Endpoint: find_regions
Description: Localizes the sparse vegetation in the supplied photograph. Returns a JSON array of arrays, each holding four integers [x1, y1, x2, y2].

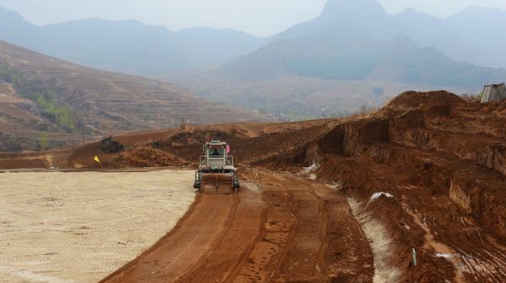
[[0, 132, 38, 152], [38, 133, 49, 151], [1, 41, 261, 152], [1, 62, 76, 131], [36, 95, 75, 130], [0, 63, 23, 85]]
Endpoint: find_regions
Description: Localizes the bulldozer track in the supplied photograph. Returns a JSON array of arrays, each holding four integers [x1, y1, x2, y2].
[[101, 193, 238, 283], [174, 192, 243, 282], [222, 202, 269, 283]]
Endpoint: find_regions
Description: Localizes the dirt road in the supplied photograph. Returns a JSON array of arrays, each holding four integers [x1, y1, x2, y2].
[[102, 170, 374, 282]]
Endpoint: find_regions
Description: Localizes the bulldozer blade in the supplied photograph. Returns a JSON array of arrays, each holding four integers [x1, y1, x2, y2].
[[201, 173, 234, 194]]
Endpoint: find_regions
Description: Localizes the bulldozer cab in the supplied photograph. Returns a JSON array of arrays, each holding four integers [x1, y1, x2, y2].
[[194, 139, 239, 193], [200, 140, 233, 171], [207, 143, 226, 159], [209, 147, 224, 157]]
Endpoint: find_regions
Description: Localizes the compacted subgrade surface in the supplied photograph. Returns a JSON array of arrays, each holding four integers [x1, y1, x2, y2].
[[231, 170, 374, 282], [101, 193, 237, 283], [0, 170, 195, 283], [175, 187, 265, 283], [102, 170, 373, 282]]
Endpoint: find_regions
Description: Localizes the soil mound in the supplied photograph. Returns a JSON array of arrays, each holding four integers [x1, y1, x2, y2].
[[115, 147, 186, 168], [385, 90, 465, 111], [100, 137, 125, 154]]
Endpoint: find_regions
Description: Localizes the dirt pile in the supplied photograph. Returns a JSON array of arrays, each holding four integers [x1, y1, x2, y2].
[[114, 147, 187, 168], [100, 137, 125, 154], [140, 121, 333, 168]]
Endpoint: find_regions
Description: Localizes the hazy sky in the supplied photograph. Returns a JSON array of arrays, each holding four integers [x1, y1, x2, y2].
[[1, 0, 505, 36]]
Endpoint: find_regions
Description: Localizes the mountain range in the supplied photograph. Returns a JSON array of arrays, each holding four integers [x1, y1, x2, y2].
[[1, 0, 506, 131], [394, 6, 506, 69], [221, 0, 506, 88], [175, 0, 506, 119], [0, 6, 265, 75], [2, 0, 506, 78], [0, 41, 262, 151]]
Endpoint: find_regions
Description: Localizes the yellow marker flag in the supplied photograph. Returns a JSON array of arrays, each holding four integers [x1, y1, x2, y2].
[[94, 155, 101, 164]]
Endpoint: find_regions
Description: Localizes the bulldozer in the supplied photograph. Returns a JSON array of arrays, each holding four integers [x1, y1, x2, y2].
[[193, 139, 240, 193]]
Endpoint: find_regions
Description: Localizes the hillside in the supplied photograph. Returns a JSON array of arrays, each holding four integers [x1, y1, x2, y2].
[[172, 73, 433, 120], [221, 0, 506, 87], [0, 6, 266, 75], [0, 41, 264, 152], [2, 90, 505, 282]]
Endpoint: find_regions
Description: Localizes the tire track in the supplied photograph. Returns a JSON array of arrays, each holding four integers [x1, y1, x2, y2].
[[274, 190, 324, 281], [101, 171, 375, 282], [101, 194, 235, 283], [317, 198, 330, 281], [232, 190, 297, 282], [176, 189, 265, 283]]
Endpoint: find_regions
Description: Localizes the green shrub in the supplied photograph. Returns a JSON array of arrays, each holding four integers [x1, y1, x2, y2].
[[36, 95, 75, 130]]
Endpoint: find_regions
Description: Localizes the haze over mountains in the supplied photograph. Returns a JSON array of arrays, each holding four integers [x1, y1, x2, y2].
[[1, 0, 506, 132], [0, 6, 265, 75], [396, 6, 506, 69], [1, 0, 506, 76], [223, 0, 506, 87], [179, 0, 506, 118]]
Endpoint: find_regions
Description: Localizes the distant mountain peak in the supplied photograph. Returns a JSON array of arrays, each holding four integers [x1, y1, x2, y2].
[[321, 0, 386, 19], [0, 5, 30, 25], [399, 8, 426, 16], [450, 5, 506, 18]]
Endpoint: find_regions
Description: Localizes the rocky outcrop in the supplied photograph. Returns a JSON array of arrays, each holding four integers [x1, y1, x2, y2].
[[319, 119, 389, 156]]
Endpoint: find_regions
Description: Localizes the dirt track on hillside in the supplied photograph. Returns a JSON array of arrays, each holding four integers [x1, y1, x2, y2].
[[102, 170, 374, 282]]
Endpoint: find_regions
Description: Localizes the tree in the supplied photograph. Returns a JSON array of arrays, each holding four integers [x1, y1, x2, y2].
[[39, 133, 49, 151]]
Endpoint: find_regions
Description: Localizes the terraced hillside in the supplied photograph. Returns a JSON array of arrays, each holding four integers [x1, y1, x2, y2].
[[0, 41, 264, 151]]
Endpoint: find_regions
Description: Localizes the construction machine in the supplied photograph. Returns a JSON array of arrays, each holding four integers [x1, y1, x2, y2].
[[193, 139, 240, 193]]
